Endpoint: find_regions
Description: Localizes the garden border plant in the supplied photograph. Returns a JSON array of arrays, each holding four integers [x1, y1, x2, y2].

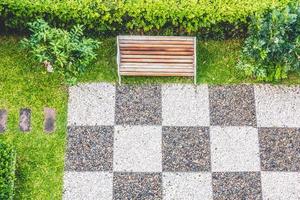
[[21, 19, 100, 85], [237, 3, 300, 81], [0, 0, 295, 38], [0, 140, 16, 200]]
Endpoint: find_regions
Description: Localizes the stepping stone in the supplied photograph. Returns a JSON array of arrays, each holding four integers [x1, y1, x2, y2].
[[44, 108, 56, 133], [19, 108, 31, 132], [0, 109, 7, 133]]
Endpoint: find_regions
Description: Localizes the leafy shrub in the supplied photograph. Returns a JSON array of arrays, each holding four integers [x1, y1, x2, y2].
[[21, 19, 100, 84], [0, 0, 294, 38], [0, 140, 16, 200], [237, 3, 300, 81]]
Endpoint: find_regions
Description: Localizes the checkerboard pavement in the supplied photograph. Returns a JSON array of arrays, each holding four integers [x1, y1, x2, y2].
[[64, 83, 300, 200]]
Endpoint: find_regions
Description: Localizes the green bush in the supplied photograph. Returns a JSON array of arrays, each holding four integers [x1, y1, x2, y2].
[[0, 140, 16, 200], [21, 19, 100, 85], [0, 0, 294, 38], [237, 3, 300, 81]]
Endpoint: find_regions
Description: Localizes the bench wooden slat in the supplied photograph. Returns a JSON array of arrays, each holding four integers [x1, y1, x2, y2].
[[121, 63, 193, 67], [120, 47, 194, 52], [120, 44, 193, 48], [121, 51, 194, 55], [121, 59, 193, 63], [120, 66, 194, 70], [119, 35, 194, 41], [121, 55, 194, 59], [120, 40, 194, 45], [120, 68, 194, 73], [117, 35, 197, 83], [121, 72, 194, 76]]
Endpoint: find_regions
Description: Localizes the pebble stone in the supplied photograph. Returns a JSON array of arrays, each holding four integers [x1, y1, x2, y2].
[[162, 84, 210, 126], [115, 85, 162, 125], [68, 83, 115, 126], [66, 126, 113, 171], [212, 172, 262, 200], [259, 127, 300, 171], [0, 109, 7, 133], [162, 126, 210, 172], [44, 107, 55, 133], [113, 125, 162, 172], [163, 172, 212, 200], [19, 108, 31, 132], [63, 171, 113, 200], [209, 85, 257, 126], [113, 172, 162, 200], [210, 126, 260, 172], [261, 172, 300, 200], [255, 84, 300, 127]]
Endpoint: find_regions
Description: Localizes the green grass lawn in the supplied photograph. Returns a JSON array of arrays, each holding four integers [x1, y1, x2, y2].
[[0, 35, 299, 199], [0, 36, 68, 199]]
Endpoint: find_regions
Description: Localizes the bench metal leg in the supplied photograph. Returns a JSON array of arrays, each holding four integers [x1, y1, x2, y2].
[[118, 74, 122, 85]]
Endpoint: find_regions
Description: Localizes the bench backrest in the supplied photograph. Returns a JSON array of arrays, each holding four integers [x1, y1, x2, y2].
[[117, 36, 197, 83]]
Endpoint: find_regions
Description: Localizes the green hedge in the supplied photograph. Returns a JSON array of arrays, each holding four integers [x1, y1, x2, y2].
[[0, 0, 294, 38], [0, 140, 16, 200]]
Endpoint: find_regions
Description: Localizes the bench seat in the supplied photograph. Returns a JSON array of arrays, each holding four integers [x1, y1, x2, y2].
[[117, 36, 197, 84]]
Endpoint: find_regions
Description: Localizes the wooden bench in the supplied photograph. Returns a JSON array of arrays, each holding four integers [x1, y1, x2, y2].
[[117, 36, 197, 84]]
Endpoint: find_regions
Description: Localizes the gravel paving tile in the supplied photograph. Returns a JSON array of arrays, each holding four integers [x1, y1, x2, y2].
[[163, 172, 212, 200], [115, 85, 162, 125], [209, 85, 256, 126], [68, 83, 115, 126], [113, 172, 162, 200], [162, 84, 209, 126], [0, 109, 7, 133], [261, 172, 300, 200], [162, 126, 210, 172], [212, 172, 262, 200], [114, 125, 162, 172], [259, 128, 300, 171], [66, 126, 113, 171], [19, 108, 31, 132], [63, 171, 113, 200], [211, 126, 260, 172], [255, 85, 300, 127], [44, 107, 55, 133]]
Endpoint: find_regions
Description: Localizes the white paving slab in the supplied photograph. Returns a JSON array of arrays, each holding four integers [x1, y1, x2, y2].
[[63, 171, 113, 200], [255, 85, 300, 127], [68, 83, 115, 126], [162, 84, 210, 126], [114, 125, 162, 172], [261, 172, 300, 200], [210, 126, 260, 172], [163, 172, 212, 200]]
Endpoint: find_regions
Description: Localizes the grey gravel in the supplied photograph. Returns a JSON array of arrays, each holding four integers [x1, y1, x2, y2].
[[209, 85, 257, 126], [19, 108, 31, 132], [65, 126, 113, 171], [0, 109, 7, 133], [162, 126, 210, 172], [115, 85, 162, 125], [212, 172, 262, 200], [44, 107, 55, 133], [259, 128, 300, 171], [113, 172, 162, 200]]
